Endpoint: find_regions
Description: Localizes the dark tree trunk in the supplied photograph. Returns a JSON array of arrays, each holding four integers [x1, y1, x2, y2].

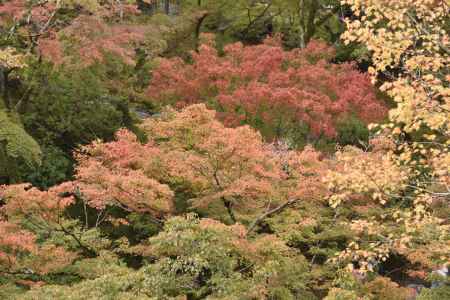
[[195, 13, 209, 51], [0, 67, 11, 110], [164, 0, 170, 14]]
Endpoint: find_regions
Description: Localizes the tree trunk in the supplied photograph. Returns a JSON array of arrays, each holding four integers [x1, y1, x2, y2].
[[304, 1, 319, 46], [0, 67, 11, 110], [164, 0, 170, 14], [195, 13, 209, 51], [223, 198, 237, 224]]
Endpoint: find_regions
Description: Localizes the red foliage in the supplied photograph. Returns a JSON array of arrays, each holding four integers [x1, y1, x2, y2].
[[0, 184, 78, 274], [0, 104, 330, 275], [0, 183, 74, 223], [39, 15, 155, 65], [0, 221, 36, 268], [38, 35, 64, 65], [147, 36, 387, 138], [1, 1, 148, 65], [0, 0, 56, 25], [0, 0, 26, 21]]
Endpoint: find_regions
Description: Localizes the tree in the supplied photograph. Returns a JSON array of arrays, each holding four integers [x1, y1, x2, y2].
[[181, 0, 343, 48], [0, 104, 328, 287], [37, 14, 167, 66], [79, 104, 325, 223], [2, 254, 148, 299], [21, 62, 133, 150], [147, 36, 387, 147], [0, 183, 79, 276], [322, 0, 450, 287], [271, 0, 343, 49]]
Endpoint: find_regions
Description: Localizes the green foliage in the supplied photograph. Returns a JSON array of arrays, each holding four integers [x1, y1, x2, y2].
[[21, 145, 73, 189], [143, 215, 244, 298], [18, 268, 148, 300], [272, 0, 342, 48], [267, 202, 353, 295], [0, 110, 41, 183], [21, 62, 131, 150], [143, 214, 313, 299], [2, 58, 138, 185], [336, 115, 370, 146], [0, 284, 24, 299], [182, 0, 344, 49], [417, 285, 450, 300], [324, 288, 360, 300]]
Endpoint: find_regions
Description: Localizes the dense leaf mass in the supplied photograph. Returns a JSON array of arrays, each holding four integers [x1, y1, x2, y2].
[[148, 36, 387, 142]]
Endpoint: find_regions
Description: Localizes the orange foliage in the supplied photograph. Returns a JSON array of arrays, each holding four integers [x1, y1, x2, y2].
[[1, 183, 74, 223], [140, 104, 328, 215]]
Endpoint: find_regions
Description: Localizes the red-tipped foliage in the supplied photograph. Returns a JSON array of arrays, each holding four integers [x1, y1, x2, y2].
[[147, 36, 387, 139]]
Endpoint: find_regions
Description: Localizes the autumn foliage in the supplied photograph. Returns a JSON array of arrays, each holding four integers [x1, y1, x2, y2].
[[0, 184, 78, 275], [39, 15, 161, 66], [147, 35, 387, 141], [0, 1, 449, 299], [0, 104, 328, 279]]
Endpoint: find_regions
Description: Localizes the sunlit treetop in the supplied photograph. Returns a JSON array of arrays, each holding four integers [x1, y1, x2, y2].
[[342, 0, 450, 136]]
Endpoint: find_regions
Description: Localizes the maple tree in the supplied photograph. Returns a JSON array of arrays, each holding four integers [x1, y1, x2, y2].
[[0, 104, 328, 288], [321, 0, 450, 296], [0, 0, 166, 184], [0, 183, 80, 275], [37, 14, 168, 66], [147, 35, 387, 146], [77, 104, 326, 223], [0, 0, 184, 66]]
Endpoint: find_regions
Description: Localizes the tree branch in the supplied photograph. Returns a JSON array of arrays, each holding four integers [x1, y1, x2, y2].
[[247, 198, 299, 235], [56, 224, 97, 258], [241, 2, 272, 37], [405, 11, 450, 55], [314, 5, 340, 28], [212, 169, 237, 223]]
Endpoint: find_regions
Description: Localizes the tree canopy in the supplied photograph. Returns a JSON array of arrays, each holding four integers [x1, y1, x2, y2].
[[0, 0, 448, 299]]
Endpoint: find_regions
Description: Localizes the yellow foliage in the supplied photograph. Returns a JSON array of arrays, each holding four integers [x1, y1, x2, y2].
[[324, 142, 409, 208], [330, 0, 450, 275], [342, 0, 449, 136], [0, 47, 27, 69]]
